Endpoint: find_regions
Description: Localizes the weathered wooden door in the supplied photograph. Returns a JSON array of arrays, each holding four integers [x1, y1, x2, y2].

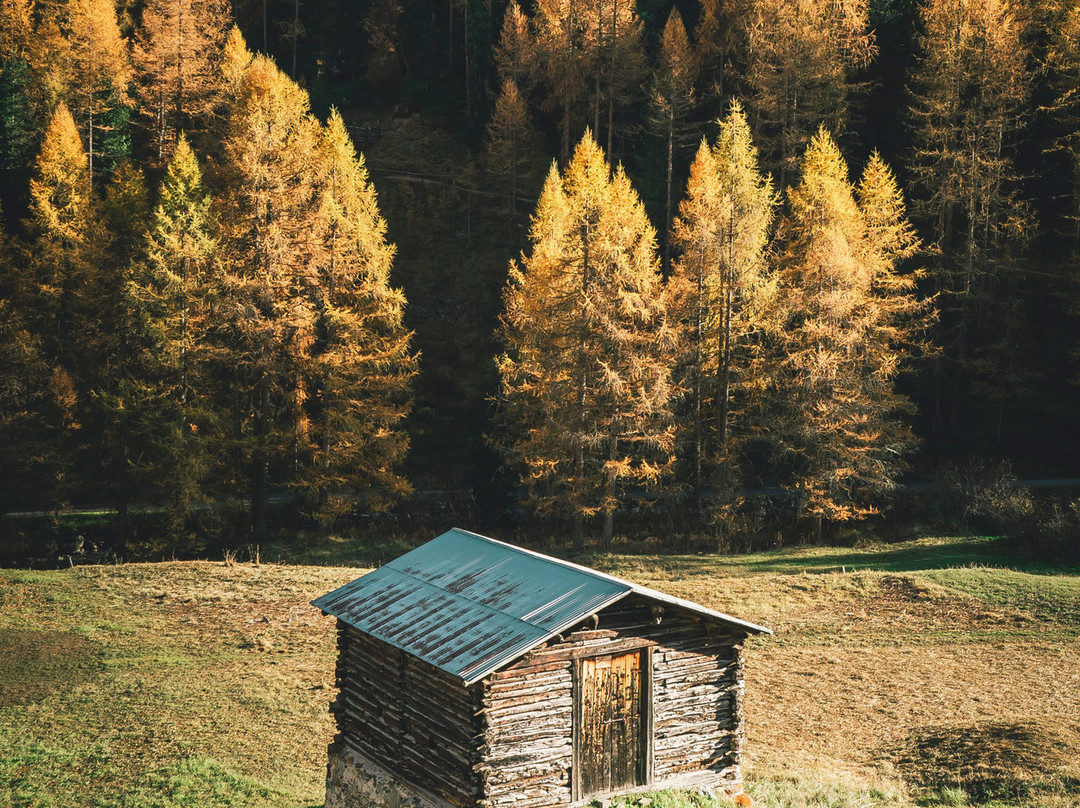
[[576, 650, 648, 798]]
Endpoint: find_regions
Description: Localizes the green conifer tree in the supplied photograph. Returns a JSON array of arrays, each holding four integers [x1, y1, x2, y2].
[[0, 201, 71, 515], [137, 134, 218, 541]]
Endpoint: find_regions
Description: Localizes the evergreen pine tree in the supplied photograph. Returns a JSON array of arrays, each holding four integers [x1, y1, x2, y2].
[[0, 201, 72, 515], [75, 162, 152, 520]]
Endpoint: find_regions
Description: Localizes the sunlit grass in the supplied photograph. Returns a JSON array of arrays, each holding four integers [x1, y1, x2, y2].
[[1, 535, 1078, 807]]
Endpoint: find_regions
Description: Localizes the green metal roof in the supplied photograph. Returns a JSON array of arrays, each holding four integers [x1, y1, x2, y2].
[[312, 528, 770, 685]]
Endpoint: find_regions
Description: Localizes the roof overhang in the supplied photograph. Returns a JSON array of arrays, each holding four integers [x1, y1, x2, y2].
[[313, 528, 771, 685]]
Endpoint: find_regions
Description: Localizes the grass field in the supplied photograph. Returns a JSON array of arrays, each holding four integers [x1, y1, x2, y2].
[[1, 535, 1078, 807]]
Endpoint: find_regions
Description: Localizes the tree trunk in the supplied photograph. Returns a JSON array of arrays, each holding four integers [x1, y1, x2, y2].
[[601, 436, 617, 549], [663, 115, 673, 274], [252, 387, 270, 541], [693, 252, 704, 510], [291, 0, 300, 77], [573, 220, 592, 553], [562, 100, 571, 167], [718, 276, 733, 453]]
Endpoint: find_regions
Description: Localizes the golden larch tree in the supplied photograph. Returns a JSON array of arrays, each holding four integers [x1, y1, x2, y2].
[[649, 7, 699, 272], [132, 0, 232, 165], [304, 109, 418, 522], [670, 100, 776, 508], [62, 0, 133, 176], [744, 0, 875, 188], [486, 78, 543, 241], [693, 0, 749, 107], [774, 129, 928, 536], [214, 39, 321, 538], [495, 131, 676, 549], [908, 0, 1032, 437]]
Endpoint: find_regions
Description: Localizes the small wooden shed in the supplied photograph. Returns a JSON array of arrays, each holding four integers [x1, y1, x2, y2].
[[313, 528, 771, 808]]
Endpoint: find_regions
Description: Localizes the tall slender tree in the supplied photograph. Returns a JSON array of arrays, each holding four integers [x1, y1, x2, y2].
[[588, 0, 645, 157], [495, 131, 676, 549], [693, 0, 748, 108], [0, 201, 72, 515], [0, 0, 36, 172], [74, 161, 152, 519], [137, 134, 218, 538], [303, 110, 418, 521], [486, 78, 542, 241], [908, 0, 1031, 439], [774, 128, 927, 534], [533, 0, 593, 165], [744, 0, 875, 187], [132, 0, 232, 166], [63, 0, 134, 177], [649, 8, 699, 272], [670, 101, 776, 508], [493, 0, 534, 90], [214, 44, 321, 538], [26, 103, 95, 363], [21, 104, 97, 506]]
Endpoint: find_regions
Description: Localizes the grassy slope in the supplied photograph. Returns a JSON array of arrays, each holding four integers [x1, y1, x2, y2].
[[1, 536, 1078, 807]]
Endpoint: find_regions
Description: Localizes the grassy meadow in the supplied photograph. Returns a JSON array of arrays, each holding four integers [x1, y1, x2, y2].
[[1, 535, 1078, 808]]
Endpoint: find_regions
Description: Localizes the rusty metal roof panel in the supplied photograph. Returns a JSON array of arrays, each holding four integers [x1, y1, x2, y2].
[[312, 527, 770, 685]]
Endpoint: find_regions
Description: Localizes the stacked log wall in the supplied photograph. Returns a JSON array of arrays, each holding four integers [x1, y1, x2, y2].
[[478, 596, 744, 808], [332, 621, 483, 808], [479, 654, 575, 808], [600, 599, 743, 786]]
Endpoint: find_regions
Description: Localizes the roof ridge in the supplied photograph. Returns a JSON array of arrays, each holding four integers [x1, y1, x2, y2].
[[451, 528, 772, 636]]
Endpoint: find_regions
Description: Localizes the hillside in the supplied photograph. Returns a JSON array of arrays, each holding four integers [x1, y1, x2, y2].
[[2, 536, 1078, 807]]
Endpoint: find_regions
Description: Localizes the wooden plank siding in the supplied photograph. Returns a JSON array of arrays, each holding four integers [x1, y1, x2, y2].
[[478, 596, 744, 808], [332, 621, 484, 808]]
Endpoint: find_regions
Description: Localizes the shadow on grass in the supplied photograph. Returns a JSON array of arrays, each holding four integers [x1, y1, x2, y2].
[[596, 535, 1080, 580], [729, 537, 1024, 575]]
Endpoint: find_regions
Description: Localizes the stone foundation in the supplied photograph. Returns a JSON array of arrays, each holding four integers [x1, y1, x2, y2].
[[325, 744, 459, 808], [324, 742, 742, 808]]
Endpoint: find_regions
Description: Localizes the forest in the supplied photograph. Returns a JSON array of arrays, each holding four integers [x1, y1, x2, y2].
[[1, 0, 1080, 558]]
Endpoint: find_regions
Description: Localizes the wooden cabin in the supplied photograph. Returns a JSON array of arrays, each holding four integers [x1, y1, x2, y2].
[[312, 528, 771, 808]]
